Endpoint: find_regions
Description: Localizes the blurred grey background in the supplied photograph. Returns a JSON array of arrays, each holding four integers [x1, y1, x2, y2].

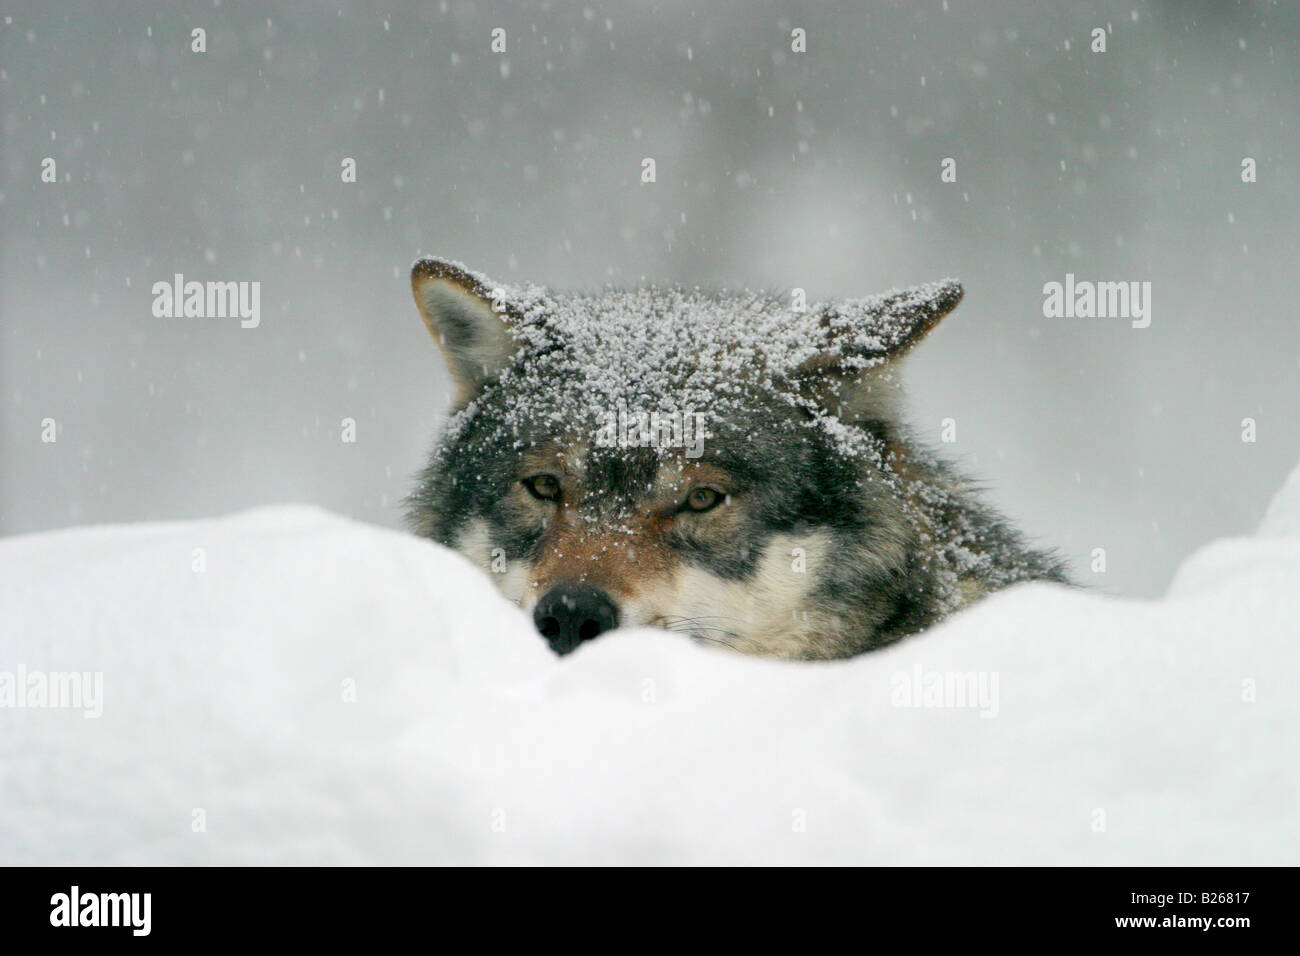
[[2, 0, 1297, 598]]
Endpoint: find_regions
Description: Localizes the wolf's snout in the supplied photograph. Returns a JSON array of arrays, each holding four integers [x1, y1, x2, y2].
[[533, 584, 619, 655]]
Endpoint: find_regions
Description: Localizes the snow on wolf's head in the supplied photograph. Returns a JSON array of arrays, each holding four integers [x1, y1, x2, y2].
[[406, 257, 1064, 660]]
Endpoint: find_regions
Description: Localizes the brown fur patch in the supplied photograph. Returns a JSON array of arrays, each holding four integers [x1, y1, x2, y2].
[[520, 450, 736, 606], [529, 510, 679, 605]]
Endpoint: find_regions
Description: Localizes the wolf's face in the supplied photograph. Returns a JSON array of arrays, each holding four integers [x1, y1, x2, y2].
[[407, 258, 1061, 659]]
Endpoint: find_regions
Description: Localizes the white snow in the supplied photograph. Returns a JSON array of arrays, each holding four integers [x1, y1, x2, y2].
[[2, 462, 1298, 865]]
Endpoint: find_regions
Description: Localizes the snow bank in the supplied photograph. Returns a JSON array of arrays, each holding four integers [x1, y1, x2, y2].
[[2, 463, 1298, 865]]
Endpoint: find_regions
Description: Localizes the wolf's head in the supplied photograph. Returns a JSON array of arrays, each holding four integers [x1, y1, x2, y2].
[[407, 258, 1061, 659]]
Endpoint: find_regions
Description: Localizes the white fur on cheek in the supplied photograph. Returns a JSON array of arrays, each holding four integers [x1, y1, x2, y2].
[[501, 562, 535, 608], [453, 518, 493, 569], [668, 531, 834, 657], [453, 518, 530, 607], [617, 597, 659, 629]]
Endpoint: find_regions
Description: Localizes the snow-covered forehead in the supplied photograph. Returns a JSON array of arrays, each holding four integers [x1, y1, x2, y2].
[[433, 271, 961, 467], [510, 287, 809, 410], [500, 279, 961, 414]]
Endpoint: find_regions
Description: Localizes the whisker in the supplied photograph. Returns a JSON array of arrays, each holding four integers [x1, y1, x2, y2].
[[656, 614, 760, 652]]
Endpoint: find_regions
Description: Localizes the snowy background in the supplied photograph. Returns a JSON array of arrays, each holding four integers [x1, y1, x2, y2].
[[2, 1, 1299, 868], [2, 1, 1298, 598]]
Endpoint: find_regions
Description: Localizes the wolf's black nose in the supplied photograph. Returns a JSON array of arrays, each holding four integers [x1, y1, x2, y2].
[[533, 584, 619, 655]]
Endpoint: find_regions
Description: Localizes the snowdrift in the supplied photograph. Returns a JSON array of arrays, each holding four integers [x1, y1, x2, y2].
[[2, 463, 1298, 865]]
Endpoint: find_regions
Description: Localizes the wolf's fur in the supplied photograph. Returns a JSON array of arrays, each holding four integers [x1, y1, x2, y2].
[[406, 257, 1067, 659]]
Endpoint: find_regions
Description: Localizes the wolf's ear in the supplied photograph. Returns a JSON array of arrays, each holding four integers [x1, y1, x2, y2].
[[795, 279, 963, 419], [808, 279, 963, 367], [411, 257, 521, 406]]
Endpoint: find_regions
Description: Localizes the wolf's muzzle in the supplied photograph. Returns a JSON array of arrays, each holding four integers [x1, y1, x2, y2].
[[533, 584, 619, 655]]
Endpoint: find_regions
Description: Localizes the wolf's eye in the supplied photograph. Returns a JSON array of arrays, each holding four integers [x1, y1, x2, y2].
[[523, 474, 561, 502], [683, 487, 723, 513]]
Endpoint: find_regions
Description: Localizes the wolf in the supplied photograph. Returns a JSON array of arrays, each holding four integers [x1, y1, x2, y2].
[[406, 257, 1067, 659]]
